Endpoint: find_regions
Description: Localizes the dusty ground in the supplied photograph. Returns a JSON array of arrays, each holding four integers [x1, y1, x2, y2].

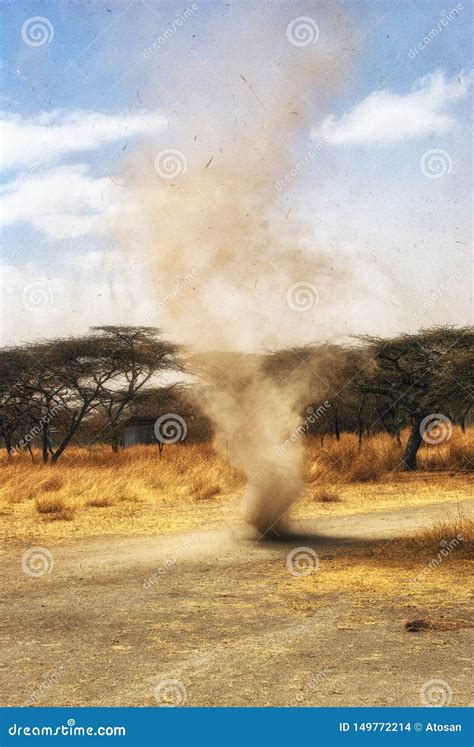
[[1, 497, 472, 707]]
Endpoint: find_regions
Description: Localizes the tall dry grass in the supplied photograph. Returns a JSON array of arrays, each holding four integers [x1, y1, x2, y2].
[[304, 428, 473, 484], [0, 428, 472, 536]]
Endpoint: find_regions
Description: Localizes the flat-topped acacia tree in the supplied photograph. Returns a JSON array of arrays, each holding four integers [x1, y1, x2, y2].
[[2, 326, 182, 463], [360, 326, 473, 470]]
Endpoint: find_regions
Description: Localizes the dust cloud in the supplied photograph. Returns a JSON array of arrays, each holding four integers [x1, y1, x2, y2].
[[126, 2, 354, 533]]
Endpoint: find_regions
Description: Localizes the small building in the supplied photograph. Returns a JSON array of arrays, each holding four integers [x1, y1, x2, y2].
[[123, 417, 157, 448], [122, 412, 213, 448]]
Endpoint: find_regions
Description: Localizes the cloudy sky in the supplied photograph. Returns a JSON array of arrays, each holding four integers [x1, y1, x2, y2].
[[0, 0, 472, 347]]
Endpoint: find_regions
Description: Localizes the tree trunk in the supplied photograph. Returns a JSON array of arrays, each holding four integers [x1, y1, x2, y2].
[[460, 405, 470, 433], [403, 416, 423, 471], [4, 435, 13, 459], [51, 411, 81, 463], [42, 422, 49, 464], [333, 408, 340, 442]]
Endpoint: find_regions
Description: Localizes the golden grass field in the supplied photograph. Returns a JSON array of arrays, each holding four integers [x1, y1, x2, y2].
[[1, 429, 472, 545]]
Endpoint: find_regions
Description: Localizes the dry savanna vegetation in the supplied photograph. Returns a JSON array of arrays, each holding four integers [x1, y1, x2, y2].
[[1, 428, 472, 543]]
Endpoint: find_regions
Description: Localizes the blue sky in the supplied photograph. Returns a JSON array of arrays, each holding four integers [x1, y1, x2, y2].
[[0, 0, 472, 347]]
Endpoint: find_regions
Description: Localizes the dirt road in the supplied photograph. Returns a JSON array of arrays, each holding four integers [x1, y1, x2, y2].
[[1, 499, 472, 707]]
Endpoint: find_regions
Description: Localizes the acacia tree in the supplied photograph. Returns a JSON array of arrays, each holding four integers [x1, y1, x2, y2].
[[361, 327, 473, 470], [2, 326, 182, 463]]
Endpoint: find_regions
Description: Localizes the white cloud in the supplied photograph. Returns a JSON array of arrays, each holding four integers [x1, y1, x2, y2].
[[313, 70, 470, 145], [0, 108, 167, 171], [0, 251, 159, 346], [1, 163, 134, 240]]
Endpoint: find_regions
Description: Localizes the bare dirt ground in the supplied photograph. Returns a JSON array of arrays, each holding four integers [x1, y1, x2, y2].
[[1, 497, 472, 708]]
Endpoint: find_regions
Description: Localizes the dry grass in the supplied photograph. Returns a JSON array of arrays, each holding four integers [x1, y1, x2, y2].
[[304, 428, 473, 484], [35, 495, 75, 521], [284, 515, 474, 615], [312, 488, 341, 503], [0, 429, 472, 542]]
